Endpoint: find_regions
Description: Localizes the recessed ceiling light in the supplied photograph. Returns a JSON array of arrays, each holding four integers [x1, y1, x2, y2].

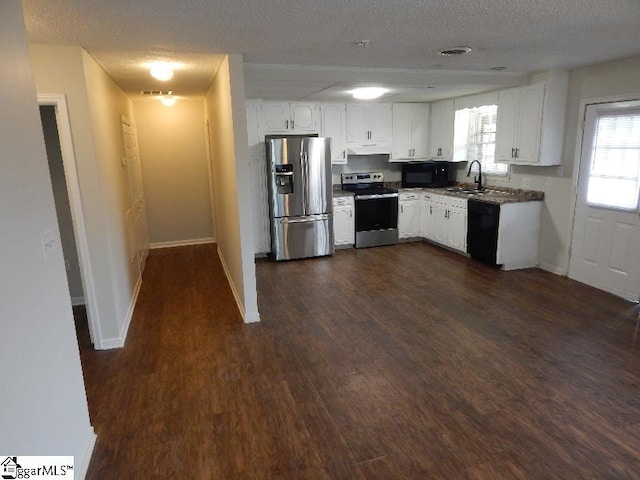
[[160, 95, 176, 107], [490, 66, 507, 71], [150, 62, 174, 81], [436, 46, 472, 56], [351, 87, 387, 100], [354, 40, 371, 47]]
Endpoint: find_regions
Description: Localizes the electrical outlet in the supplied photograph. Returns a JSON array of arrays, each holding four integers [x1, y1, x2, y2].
[[41, 230, 56, 260], [522, 176, 531, 188]]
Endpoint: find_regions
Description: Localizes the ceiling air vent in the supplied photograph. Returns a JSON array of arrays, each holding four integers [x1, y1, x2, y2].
[[141, 90, 173, 96], [436, 46, 472, 56]]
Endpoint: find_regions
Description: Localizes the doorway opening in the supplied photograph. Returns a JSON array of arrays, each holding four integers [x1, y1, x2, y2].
[[38, 95, 102, 347]]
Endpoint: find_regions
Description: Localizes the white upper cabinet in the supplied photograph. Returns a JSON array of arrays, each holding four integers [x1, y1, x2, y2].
[[495, 70, 568, 166], [346, 104, 392, 153], [429, 99, 455, 161], [262, 101, 320, 134], [321, 103, 347, 164], [391, 103, 430, 162]]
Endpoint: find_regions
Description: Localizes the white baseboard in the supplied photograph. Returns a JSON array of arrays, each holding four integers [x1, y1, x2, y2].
[[150, 237, 215, 249], [539, 262, 566, 276], [76, 427, 97, 480], [98, 273, 143, 350], [71, 296, 86, 306], [217, 246, 249, 322]]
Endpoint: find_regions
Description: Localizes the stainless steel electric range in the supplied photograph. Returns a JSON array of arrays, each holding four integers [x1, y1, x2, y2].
[[341, 172, 399, 248]]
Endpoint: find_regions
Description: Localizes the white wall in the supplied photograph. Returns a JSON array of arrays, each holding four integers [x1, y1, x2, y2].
[[30, 44, 141, 348], [205, 55, 260, 323], [0, 0, 95, 475], [134, 99, 214, 246], [40, 105, 84, 302]]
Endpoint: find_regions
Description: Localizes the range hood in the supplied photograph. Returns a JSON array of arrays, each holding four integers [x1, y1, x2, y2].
[[347, 142, 391, 156]]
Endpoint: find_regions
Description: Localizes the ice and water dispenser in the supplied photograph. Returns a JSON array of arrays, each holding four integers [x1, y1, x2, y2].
[[275, 164, 294, 194]]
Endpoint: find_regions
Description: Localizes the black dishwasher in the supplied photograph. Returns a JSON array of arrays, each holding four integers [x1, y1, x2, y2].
[[467, 199, 501, 266]]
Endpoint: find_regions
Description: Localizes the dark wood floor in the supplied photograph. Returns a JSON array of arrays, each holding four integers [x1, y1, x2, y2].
[[79, 242, 640, 479]]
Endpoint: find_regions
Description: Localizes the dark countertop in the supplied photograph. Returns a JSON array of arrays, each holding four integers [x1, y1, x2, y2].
[[332, 187, 355, 198], [392, 183, 544, 205]]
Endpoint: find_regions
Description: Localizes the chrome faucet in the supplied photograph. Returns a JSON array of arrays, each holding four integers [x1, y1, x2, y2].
[[467, 160, 483, 191]]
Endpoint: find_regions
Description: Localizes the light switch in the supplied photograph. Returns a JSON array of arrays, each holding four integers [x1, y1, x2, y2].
[[42, 230, 56, 260]]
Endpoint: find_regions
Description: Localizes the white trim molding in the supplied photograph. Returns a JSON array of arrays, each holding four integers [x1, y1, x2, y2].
[[76, 427, 97, 480], [100, 274, 143, 349], [150, 237, 215, 249], [217, 246, 250, 322]]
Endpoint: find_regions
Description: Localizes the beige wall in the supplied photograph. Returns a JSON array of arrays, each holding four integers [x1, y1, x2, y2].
[[0, 0, 94, 471], [205, 54, 259, 322], [30, 44, 140, 348], [81, 49, 140, 338], [134, 99, 214, 245]]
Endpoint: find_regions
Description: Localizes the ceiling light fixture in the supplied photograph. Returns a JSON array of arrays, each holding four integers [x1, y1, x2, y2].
[[160, 95, 176, 107], [351, 87, 387, 100], [436, 46, 472, 56], [354, 40, 371, 47], [490, 66, 507, 71], [150, 62, 174, 81]]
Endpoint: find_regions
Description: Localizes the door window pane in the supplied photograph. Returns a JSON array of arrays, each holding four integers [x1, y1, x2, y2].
[[586, 110, 640, 210]]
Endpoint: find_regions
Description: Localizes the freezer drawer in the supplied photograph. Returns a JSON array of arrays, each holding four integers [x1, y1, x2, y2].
[[271, 214, 334, 261]]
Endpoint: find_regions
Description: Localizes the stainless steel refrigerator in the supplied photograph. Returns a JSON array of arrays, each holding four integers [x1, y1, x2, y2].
[[265, 136, 334, 261]]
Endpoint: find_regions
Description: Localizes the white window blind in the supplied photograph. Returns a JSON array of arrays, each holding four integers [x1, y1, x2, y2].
[[587, 109, 640, 210], [454, 105, 507, 175]]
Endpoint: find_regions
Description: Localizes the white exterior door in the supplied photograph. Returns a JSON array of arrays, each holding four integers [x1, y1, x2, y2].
[[569, 100, 640, 301]]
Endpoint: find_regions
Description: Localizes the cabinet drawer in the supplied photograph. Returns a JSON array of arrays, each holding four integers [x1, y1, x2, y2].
[[447, 197, 468, 210], [333, 196, 354, 207], [399, 191, 421, 201]]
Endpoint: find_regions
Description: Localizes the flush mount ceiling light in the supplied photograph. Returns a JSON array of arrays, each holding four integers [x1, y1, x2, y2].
[[490, 66, 507, 71], [354, 40, 371, 47], [149, 62, 174, 81], [160, 95, 176, 107], [351, 87, 388, 100], [436, 46, 472, 56]]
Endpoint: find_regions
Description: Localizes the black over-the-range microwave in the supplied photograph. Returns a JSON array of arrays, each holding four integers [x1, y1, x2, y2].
[[401, 161, 450, 188]]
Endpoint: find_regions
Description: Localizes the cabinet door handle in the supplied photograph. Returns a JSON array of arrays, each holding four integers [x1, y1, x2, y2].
[[511, 147, 515, 158], [438, 147, 442, 156], [401, 205, 404, 213], [430, 206, 432, 214], [286, 120, 289, 129], [515, 147, 519, 159], [291, 120, 294, 129], [343, 150, 346, 159], [350, 210, 352, 218]]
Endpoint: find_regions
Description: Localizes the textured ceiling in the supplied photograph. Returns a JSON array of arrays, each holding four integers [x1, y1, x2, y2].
[[22, 0, 640, 101]]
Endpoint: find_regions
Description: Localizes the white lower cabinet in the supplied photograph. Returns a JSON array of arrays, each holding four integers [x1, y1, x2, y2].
[[420, 193, 436, 240], [333, 196, 355, 246], [249, 155, 271, 254], [398, 191, 422, 239], [427, 194, 468, 253]]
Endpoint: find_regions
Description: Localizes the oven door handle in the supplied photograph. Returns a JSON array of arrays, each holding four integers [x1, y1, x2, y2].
[[356, 193, 399, 200]]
